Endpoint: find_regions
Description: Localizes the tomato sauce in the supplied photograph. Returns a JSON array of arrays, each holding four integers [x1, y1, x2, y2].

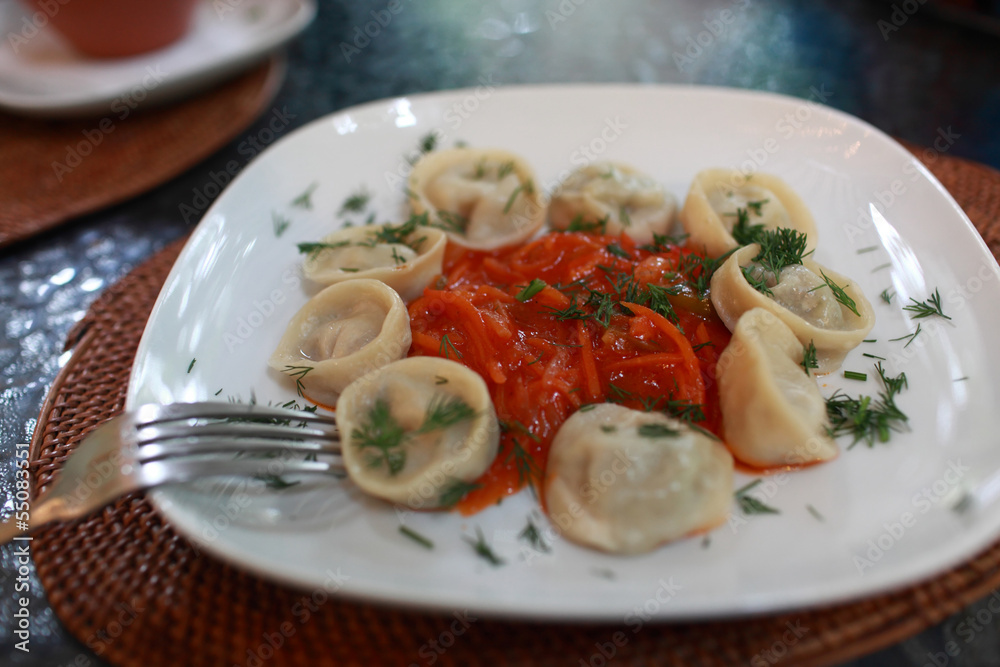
[[407, 231, 732, 514]]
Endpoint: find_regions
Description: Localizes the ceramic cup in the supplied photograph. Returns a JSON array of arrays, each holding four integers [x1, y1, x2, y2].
[[23, 0, 200, 58]]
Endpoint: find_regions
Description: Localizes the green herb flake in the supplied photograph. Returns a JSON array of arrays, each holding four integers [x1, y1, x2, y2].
[[807, 504, 825, 521], [735, 479, 780, 515], [187, 358, 196, 374], [880, 288, 894, 304], [417, 395, 477, 434], [352, 398, 408, 475], [637, 423, 679, 439], [519, 518, 551, 553], [843, 370, 868, 381], [281, 365, 313, 397], [439, 480, 481, 507], [903, 288, 951, 320], [516, 278, 548, 303], [439, 333, 463, 360], [801, 341, 819, 376], [399, 525, 434, 550], [292, 182, 318, 210], [272, 211, 291, 238], [464, 526, 504, 567]]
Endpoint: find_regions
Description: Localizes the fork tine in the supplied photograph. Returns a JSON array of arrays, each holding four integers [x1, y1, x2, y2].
[[137, 437, 340, 462], [138, 457, 343, 487], [136, 421, 339, 446], [133, 402, 338, 427]]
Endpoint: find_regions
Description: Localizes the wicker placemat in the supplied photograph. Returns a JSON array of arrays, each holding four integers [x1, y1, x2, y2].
[[0, 57, 284, 250], [27, 147, 1000, 667]]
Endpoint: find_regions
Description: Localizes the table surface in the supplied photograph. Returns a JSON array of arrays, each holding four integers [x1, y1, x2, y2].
[[2, 0, 999, 665]]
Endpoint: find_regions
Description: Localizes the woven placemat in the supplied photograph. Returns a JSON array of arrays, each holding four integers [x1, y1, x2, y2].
[[27, 146, 1000, 667], [0, 57, 284, 250]]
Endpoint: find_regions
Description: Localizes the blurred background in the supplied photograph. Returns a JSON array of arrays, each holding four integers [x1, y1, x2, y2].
[[1, 0, 999, 665]]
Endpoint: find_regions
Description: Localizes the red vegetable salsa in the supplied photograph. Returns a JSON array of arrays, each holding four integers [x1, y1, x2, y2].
[[407, 231, 732, 515]]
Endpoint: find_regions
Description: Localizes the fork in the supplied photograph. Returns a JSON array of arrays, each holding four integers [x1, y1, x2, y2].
[[0, 402, 341, 546]]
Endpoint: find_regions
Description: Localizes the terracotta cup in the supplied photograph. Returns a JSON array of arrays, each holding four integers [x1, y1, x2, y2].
[[24, 0, 200, 58]]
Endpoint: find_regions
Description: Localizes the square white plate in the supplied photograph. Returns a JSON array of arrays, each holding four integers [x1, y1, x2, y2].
[[128, 84, 1000, 621]]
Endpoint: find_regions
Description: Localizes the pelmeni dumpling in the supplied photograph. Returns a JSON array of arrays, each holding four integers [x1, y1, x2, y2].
[[548, 162, 677, 243], [268, 279, 411, 406], [337, 356, 499, 509], [544, 404, 733, 554], [301, 221, 446, 302], [710, 244, 875, 373], [408, 148, 545, 250], [717, 308, 837, 468], [680, 169, 818, 258]]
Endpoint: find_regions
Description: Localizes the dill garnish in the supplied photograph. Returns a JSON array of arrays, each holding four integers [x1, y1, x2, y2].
[[281, 365, 313, 397], [516, 278, 547, 303], [297, 240, 351, 257], [272, 211, 291, 237], [751, 227, 811, 276], [416, 395, 476, 433], [464, 526, 504, 566], [637, 423, 679, 439], [880, 288, 894, 304], [352, 398, 407, 475], [439, 333, 463, 359], [735, 479, 780, 515], [292, 182, 318, 210], [889, 324, 922, 347], [519, 518, 551, 553], [903, 288, 951, 320], [801, 341, 818, 375], [811, 270, 860, 316], [399, 525, 434, 549], [439, 479, 481, 507], [825, 362, 908, 448]]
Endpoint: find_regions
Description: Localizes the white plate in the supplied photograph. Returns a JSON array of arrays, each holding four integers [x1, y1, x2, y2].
[[0, 0, 314, 117], [128, 84, 1000, 621]]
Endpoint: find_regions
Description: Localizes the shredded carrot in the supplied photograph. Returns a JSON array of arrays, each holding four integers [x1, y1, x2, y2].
[[407, 231, 732, 514]]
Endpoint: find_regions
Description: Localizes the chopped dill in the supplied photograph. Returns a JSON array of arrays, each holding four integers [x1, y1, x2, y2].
[[439, 479, 481, 507], [903, 288, 951, 320], [281, 365, 313, 397], [801, 340, 818, 375], [811, 270, 860, 316], [464, 526, 504, 566], [292, 182, 318, 210], [439, 333, 463, 359], [272, 211, 291, 237], [399, 525, 434, 549], [519, 518, 551, 553], [352, 398, 407, 475], [417, 395, 477, 433], [516, 278, 547, 303], [825, 362, 908, 448], [735, 479, 780, 515], [637, 423, 679, 439], [889, 324, 922, 347], [880, 288, 894, 304]]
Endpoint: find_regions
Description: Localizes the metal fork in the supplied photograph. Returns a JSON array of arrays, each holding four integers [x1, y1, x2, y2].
[[0, 402, 341, 546]]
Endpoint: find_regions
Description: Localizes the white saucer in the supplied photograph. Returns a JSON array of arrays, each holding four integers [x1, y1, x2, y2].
[[0, 0, 315, 117]]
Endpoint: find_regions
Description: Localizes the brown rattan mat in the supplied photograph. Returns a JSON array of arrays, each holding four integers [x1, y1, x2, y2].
[[0, 57, 284, 250], [27, 146, 1000, 667]]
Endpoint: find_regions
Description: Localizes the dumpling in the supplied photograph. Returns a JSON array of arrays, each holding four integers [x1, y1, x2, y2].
[[268, 279, 411, 406], [337, 356, 500, 509], [301, 220, 446, 302], [710, 244, 875, 373], [543, 403, 733, 554], [680, 169, 818, 258], [716, 308, 837, 467], [548, 162, 677, 243], [408, 147, 546, 250]]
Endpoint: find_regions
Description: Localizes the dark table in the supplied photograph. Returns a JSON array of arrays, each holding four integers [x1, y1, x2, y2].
[[2, 0, 999, 664]]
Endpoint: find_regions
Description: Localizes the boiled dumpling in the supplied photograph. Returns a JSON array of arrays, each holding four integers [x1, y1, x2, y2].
[[680, 169, 818, 258], [710, 244, 875, 373], [408, 147, 545, 250], [716, 308, 837, 467], [301, 220, 446, 302], [544, 403, 733, 554], [268, 279, 411, 406], [337, 356, 500, 509], [548, 162, 677, 242]]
